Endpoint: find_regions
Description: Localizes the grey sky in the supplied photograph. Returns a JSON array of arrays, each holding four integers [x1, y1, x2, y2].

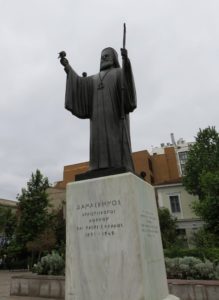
[[1, 0, 219, 200]]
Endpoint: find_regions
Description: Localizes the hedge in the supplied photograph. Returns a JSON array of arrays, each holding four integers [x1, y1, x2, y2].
[[164, 248, 219, 263]]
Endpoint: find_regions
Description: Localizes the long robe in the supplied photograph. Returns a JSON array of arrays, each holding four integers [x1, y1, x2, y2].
[[65, 57, 137, 172]]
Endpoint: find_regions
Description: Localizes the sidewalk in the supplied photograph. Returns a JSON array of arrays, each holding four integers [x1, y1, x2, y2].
[[0, 270, 57, 300]]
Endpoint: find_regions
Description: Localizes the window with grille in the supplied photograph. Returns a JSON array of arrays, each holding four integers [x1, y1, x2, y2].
[[169, 195, 181, 213]]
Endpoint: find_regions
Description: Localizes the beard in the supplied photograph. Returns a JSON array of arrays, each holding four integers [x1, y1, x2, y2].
[[100, 60, 114, 71]]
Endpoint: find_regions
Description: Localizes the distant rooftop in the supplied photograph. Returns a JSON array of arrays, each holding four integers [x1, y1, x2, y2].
[[152, 133, 194, 155], [0, 198, 17, 208]]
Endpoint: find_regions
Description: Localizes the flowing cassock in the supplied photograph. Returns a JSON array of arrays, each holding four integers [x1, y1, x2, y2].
[[64, 57, 137, 172]]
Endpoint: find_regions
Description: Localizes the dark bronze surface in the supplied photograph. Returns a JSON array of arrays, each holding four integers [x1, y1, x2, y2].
[[59, 43, 137, 178], [75, 167, 132, 181]]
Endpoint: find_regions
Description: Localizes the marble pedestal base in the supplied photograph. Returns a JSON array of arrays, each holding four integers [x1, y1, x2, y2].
[[65, 173, 179, 300]]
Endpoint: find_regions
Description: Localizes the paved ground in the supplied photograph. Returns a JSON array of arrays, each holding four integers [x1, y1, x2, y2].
[[0, 270, 57, 300]]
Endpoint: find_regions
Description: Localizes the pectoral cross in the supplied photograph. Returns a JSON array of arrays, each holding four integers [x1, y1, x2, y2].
[[97, 82, 104, 90], [98, 70, 111, 90]]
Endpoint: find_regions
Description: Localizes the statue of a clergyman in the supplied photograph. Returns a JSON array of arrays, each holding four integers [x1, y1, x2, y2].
[[59, 28, 137, 177]]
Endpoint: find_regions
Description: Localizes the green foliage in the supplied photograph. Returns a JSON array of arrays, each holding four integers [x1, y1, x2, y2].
[[164, 247, 219, 263], [0, 207, 17, 269], [183, 126, 219, 242], [32, 251, 65, 275], [192, 172, 219, 239], [50, 208, 66, 255], [26, 228, 56, 254], [158, 207, 177, 249], [183, 126, 219, 198], [0, 170, 66, 270], [205, 248, 219, 263], [165, 256, 218, 280], [4, 257, 28, 270], [16, 169, 51, 249], [0, 206, 17, 240], [192, 228, 219, 248]]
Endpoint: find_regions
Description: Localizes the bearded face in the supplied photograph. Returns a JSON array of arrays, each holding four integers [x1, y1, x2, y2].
[[100, 48, 114, 71]]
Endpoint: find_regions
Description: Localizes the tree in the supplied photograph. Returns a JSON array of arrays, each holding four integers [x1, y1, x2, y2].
[[16, 170, 51, 250], [51, 208, 66, 254], [26, 228, 56, 259], [183, 126, 219, 199], [158, 207, 177, 249], [183, 127, 219, 244], [0, 206, 17, 247], [192, 171, 219, 238], [192, 227, 219, 248]]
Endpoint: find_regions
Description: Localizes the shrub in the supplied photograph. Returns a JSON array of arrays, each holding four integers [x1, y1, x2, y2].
[[165, 256, 219, 280], [192, 228, 219, 248], [194, 261, 215, 280], [215, 264, 219, 279], [32, 251, 65, 275], [164, 247, 219, 263], [203, 248, 219, 263]]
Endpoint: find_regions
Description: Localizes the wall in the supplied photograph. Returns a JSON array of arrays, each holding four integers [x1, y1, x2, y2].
[[10, 274, 65, 299], [132, 150, 153, 183], [47, 188, 66, 211], [10, 275, 219, 300], [156, 184, 198, 220], [55, 162, 89, 189], [54, 150, 154, 189], [156, 183, 202, 245], [151, 147, 180, 185], [168, 279, 219, 300]]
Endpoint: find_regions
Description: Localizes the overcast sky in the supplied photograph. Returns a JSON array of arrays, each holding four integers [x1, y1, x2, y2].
[[1, 0, 219, 200]]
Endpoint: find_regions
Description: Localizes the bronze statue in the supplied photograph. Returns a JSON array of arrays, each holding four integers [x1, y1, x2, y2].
[[59, 29, 137, 177]]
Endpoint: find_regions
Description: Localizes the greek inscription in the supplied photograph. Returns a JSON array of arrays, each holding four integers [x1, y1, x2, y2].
[[75, 199, 123, 238], [140, 210, 159, 238], [77, 200, 121, 210]]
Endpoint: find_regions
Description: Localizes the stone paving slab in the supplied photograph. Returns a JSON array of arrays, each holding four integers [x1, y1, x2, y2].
[[0, 271, 57, 300]]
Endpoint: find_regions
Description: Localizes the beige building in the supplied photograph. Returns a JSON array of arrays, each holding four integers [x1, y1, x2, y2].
[[46, 187, 66, 219], [155, 183, 203, 246], [47, 187, 66, 210], [0, 198, 17, 209], [152, 135, 202, 245]]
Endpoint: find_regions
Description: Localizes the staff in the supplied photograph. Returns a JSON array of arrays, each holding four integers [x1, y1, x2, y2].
[[121, 22, 127, 119], [120, 23, 127, 166], [123, 23, 126, 49]]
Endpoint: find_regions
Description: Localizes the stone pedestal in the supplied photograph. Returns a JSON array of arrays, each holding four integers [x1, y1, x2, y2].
[[65, 173, 179, 300]]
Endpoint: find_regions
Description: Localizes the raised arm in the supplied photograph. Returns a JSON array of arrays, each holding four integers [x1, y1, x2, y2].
[[59, 51, 70, 73], [58, 51, 93, 119], [120, 48, 137, 113]]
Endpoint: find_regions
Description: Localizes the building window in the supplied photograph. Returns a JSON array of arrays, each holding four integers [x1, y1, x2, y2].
[[169, 195, 181, 213], [178, 151, 188, 176]]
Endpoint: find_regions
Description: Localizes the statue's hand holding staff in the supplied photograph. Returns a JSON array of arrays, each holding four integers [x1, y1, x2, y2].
[[120, 48, 128, 59]]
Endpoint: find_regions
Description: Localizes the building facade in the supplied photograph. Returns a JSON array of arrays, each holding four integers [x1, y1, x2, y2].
[[152, 135, 201, 246], [51, 135, 201, 246]]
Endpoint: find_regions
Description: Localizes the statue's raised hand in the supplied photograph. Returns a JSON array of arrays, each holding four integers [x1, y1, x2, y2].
[[60, 57, 69, 67], [58, 51, 69, 67]]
